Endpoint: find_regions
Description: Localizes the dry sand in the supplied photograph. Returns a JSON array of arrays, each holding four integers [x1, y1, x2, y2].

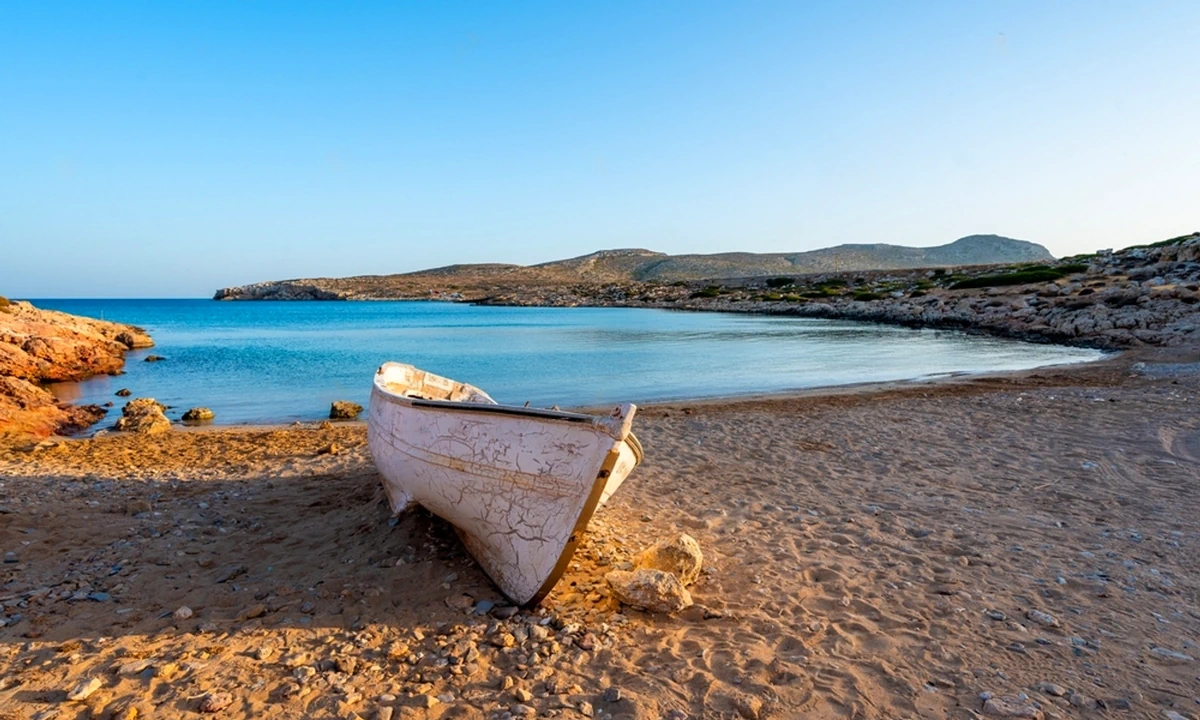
[[1, 352, 1199, 719]]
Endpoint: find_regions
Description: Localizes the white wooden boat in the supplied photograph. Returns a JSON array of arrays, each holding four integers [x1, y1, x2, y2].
[[367, 362, 643, 606]]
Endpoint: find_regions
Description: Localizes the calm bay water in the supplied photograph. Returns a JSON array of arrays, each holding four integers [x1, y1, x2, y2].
[[35, 299, 1103, 426]]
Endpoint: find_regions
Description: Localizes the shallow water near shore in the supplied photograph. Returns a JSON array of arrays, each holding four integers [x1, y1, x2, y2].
[[34, 299, 1104, 426]]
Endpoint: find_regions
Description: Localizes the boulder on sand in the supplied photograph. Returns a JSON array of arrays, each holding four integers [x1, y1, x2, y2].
[[329, 401, 363, 420], [605, 568, 693, 613], [114, 398, 170, 434], [635, 533, 704, 586]]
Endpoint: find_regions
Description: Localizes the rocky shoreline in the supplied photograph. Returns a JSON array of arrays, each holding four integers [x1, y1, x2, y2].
[[477, 234, 1200, 351], [0, 299, 153, 438]]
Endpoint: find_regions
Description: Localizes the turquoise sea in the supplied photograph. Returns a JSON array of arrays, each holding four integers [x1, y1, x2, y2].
[[33, 299, 1104, 426]]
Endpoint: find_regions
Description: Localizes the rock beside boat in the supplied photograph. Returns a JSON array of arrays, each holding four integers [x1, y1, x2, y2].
[[635, 533, 704, 586], [115, 398, 171, 434], [182, 407, 215, 422], [330, 400, 363, 420], [605, 568, 693, 613]]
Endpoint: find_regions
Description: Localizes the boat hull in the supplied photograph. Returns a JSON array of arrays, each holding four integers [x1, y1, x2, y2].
[[367, 364, 640, 606]]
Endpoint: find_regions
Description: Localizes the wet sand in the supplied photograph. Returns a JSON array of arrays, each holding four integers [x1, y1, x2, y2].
[[2, 352, 1199, 719]]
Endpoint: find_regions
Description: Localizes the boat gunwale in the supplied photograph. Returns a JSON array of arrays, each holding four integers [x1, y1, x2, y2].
[[372, 372, 603, 424]]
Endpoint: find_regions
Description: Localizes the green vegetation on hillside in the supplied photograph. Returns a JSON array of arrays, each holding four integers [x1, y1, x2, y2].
[[1127, 232, 1199, 250], [949, 263, 1088, 290]]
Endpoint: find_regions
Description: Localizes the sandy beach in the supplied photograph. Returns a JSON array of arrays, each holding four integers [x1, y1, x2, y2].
[[2, 350, 1198, 720]]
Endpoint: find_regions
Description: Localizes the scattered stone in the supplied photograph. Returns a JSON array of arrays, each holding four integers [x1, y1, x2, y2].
[[116, 388, 131, 397], [982, 696, 1044, 718], [1150, 647, 1194, 663], [514, 687, 533, 702], [1164, 712, 1190, 720], [173, 606, 193, 620], [125, 499, 152, 515], [985, 609, 1007, 621], [199, 692, 233, 713], [377, 708, 394, 720], [237, 603, 266, 620], [116, 659, 155, 675], [491, 605, 520, 620], [317, 443, 342, 455], [215, 564, 247, 583], [579, 701, 596, 717], [1025, 609, 1060, 628], [1068, 691, 1098, 710], [330, 401, 363, 420], [473, 599, 495, 615], [511, 705, 536, 718], [181, 407, 214, 422], [733, 694, 762, 720], [413, 694, 439, 709], [1036, 683, 1066, 697], [634, 533, 704, 586], [3, 551, 17, 563], [603, 687, 622, 703], [67, 677, 102, 701], [445, 594, 474, 611], [605, 568, 693, 613]]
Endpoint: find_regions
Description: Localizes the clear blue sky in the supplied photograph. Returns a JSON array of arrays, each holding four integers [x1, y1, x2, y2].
[[2, 2, 1197, 298]]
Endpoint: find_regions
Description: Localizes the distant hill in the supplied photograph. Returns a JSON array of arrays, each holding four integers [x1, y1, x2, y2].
[[214, 235, 1053, 300]]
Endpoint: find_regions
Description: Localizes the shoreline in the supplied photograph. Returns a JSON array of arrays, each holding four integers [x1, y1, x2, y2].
[[3, 341, 1198, 719], [35, 347, 1116, 442]]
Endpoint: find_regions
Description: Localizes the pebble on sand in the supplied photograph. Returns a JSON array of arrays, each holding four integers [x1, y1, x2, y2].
[[199, 692, 233, 713], [66, 677, 103, 701], [1025, 609, 1060, 628]]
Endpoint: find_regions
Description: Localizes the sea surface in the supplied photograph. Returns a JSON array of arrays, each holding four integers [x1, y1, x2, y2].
[[35, 299, 1104, 426]]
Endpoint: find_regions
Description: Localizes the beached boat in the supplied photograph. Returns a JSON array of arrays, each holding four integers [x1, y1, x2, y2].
[[367, 362, 643, 606]]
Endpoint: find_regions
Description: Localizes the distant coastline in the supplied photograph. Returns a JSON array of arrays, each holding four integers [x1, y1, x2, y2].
[[212, 233, 1200, 351]]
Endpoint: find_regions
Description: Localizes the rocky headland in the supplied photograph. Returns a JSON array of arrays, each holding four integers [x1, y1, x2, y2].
[[0, 299, 154, 438], [215, 233, 1200, 351]]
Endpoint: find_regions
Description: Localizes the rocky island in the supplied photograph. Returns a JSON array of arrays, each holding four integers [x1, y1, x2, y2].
[[0, 298, 153, 438]]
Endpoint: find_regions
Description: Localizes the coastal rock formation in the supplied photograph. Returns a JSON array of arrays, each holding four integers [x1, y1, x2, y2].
[[605, 568, 693, 613], [212, 235, 1052, 300], [0, 376, 106, 438], [0, 299, 153, 438], [182, 407, 215, 422], [330, 400, 363, 420], [214, 281, 349, 301], [114, 398, 171, 434], [635, 534, 704, 586]]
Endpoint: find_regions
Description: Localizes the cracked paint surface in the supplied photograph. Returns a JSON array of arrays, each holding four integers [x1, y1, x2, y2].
[[367, 363, 641, 605]]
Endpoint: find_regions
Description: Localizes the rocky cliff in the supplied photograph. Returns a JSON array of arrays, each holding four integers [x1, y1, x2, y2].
[[0, 299, 154, 438], [213, 235, 1052, 300]]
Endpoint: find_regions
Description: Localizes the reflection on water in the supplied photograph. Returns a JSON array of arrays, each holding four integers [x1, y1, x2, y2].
[[33, 299, 1106, 428]]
